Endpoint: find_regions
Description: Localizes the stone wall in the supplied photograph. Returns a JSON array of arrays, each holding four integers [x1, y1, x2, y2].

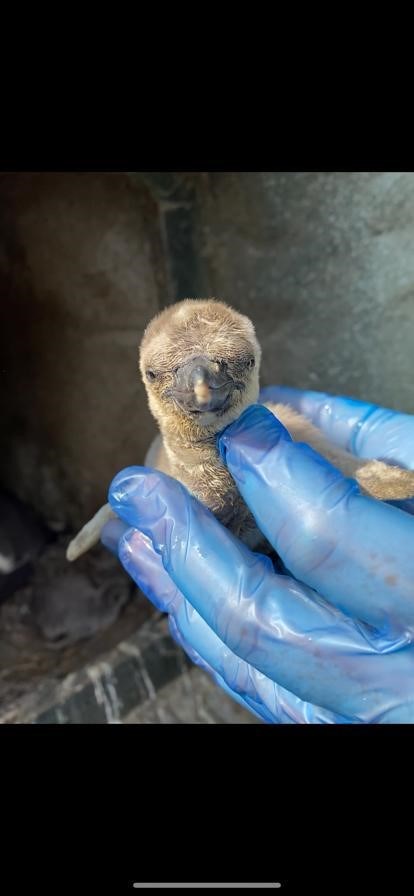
[[189, 172, 414, 413], [0, 173, 166, 529]]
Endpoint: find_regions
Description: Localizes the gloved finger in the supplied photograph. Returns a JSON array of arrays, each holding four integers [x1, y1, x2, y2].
[[386, 498, 414, 517], [102, 520, 272, 721], [108, 467, 414, 722], [101, 517, 130, 555], [113, 519, 309, 721], [218, 406, 414, 636], [116, 527, 182, 615], [167, 595, 347, 725], [113, 517, 345, 723], [167, 615, 275, 723], [259, 386, 414, 469], [114, 521, 280, 722]]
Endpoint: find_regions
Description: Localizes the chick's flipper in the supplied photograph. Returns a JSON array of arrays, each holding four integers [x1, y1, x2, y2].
[[66, 503, 117, 562]]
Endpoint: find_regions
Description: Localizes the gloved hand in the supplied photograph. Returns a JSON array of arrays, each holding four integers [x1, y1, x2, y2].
[[101, 389, 414, 724]]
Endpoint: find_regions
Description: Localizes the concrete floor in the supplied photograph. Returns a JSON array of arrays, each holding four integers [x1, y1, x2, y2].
[[124, 665, 261, 724]]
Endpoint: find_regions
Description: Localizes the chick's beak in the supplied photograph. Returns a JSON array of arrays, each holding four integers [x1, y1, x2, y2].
[[169, 356, 233, 415]]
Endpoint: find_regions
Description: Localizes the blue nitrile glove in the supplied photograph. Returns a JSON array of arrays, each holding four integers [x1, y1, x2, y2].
[[259, 386, 414, 470], [101, 392, 414, 724]]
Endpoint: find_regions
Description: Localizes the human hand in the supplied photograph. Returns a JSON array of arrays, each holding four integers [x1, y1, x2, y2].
[[259, 385, 414, 470], [101, 392, 414, 723]]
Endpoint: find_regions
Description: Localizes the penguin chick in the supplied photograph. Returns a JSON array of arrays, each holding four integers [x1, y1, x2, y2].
[[66, 298, 414, 562]]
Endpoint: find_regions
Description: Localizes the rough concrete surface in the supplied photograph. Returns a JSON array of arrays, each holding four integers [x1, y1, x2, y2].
[[0, 609, 258, 724], [123, 665, 260, 724], [191, 172, 414, 414], [0, 172, 165, 529]]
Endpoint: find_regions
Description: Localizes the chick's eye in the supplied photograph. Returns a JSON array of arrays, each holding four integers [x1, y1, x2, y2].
[[247, 358, 255, 369], [146, 370, 157, 382]]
